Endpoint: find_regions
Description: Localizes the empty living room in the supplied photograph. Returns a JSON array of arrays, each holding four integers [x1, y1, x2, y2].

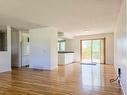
[[0, 0, 126, 95]]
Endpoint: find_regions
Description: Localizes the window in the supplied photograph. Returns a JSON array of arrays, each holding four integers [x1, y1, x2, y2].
[[0, 30, 7, 51], [58, 40, 65, 51]]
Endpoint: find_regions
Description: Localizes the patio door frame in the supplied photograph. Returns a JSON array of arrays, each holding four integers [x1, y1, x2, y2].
[[80, 38, 106, 64]]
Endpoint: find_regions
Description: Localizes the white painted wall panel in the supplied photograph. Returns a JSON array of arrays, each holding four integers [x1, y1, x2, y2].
[[114, 0, 127, 94], [29, 27, 58, 70], [0, 26, 11, 72]]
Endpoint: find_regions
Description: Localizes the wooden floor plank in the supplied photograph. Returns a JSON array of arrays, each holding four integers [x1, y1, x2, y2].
[[0, 63, 123, 95]]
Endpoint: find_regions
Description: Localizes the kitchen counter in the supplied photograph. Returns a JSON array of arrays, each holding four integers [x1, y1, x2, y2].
[[58, 51, 74, 65]]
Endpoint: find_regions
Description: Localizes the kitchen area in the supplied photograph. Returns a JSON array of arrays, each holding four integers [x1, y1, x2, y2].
[[58, 34, 75, 65]]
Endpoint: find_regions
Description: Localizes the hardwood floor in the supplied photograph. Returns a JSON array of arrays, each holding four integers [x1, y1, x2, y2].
[[0, 63, 123, 95]]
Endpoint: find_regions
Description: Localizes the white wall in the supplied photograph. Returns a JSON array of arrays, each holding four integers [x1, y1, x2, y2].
[[0, 26, 11, 72], [29, 27, 58, 70], [11, 28, 20, 67], [50, 30, 58, 69], [66, 33, 114, 64], [65, 39, 74, 51], [67, 39, 80, 62], [114, 0, 127, 94]]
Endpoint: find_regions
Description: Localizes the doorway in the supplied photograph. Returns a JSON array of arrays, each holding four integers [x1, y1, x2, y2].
[[11, 29, 30, 68], [20, 32, 30, 67], [81, 38, 105, 64]]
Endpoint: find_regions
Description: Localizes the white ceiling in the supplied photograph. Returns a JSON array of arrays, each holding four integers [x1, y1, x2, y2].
[[0, 0, 122, 36]]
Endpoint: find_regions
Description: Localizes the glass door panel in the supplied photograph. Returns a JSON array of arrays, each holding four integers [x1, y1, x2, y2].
[[82, 40, 92, 63], [92, 40, 101, 63]]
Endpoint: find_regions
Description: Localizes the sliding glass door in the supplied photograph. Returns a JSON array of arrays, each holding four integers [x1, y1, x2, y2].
[[81, 39, 104, 64], [82, 40, 92, 63]]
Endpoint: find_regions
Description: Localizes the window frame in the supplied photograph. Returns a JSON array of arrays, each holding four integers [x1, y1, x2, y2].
[[58, 40, 65, 51]]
